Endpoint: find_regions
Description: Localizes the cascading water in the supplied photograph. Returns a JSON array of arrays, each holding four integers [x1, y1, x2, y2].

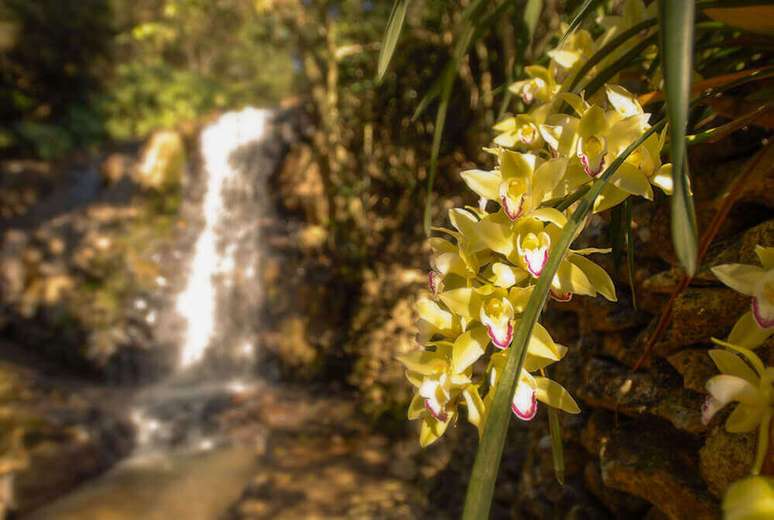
[[29, 108, 279, 519], [175, 108, 270, 369], [129, 106, 275, 455]]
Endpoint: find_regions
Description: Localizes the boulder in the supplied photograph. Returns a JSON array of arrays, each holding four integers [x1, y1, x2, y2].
[[134, 130, 186, 191]]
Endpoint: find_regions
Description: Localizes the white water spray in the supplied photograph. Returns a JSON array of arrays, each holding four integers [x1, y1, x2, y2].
[[175, 108, 271, 369]]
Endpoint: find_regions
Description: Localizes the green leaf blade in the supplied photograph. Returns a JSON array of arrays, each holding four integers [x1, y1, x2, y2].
[[377, 0, 412, 83], [659, 0, 698, 276]]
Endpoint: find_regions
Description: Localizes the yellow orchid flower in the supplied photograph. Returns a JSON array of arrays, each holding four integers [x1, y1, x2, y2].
[[509, 65, 559, 105], [711, 246, 774, 347], [703, 339, 773, 474], [723, 476, 774, 520], [547, 28, 595, 83], [461, 150, 567, 221], [487, 342, 579, 422], [493, 104, 553, 149], [399, 335, 487, 446]]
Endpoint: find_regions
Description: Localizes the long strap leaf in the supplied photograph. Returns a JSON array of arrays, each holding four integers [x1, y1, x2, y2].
[[377, 0, 412, 82], [559, 0, 601, 46], [660, 0, 698, 276], [461, 119, 666, 520]]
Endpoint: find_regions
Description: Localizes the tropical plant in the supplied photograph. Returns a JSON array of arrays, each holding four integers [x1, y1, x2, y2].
[[380, 0, 774, 518]]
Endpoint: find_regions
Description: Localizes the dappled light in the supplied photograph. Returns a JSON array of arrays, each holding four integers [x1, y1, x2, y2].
[[0, 1, 773, 519]]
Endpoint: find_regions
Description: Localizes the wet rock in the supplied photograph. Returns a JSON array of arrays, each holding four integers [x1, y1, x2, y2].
[[600, 419, 719, 519], [699, 426, 755, 498]]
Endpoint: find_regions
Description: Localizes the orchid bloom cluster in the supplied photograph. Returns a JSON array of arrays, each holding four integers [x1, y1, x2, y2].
[[398, 6, 678, 446], [711, 246, 774, 349], [701, 246, 774, 490]]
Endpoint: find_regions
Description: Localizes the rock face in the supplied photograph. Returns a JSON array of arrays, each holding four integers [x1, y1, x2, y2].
[[134, 130, 186, 191]]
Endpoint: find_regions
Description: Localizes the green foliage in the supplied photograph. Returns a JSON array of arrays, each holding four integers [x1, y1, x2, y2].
[[0, 0, 113, 157], [659, 0, 699, 276]]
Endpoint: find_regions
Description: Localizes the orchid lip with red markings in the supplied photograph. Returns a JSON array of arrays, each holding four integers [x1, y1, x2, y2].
[[500, 194, 524, 221], [428, 271, 442, 296], [550, 289, 572, 302], [752, 297, 774, 329], [424, 399, 448, 422], [525, 248, 549, 277], [579, 153, 605, 177], [511, 384, 537, 421], [488, 321, 513, 350]]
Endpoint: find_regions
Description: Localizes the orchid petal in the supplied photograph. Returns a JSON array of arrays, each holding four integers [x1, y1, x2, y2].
[[709, 349, 759, 384], [492, 262, 528, 288], [755, 246, 774, 271], [711, 263, 764, 296], [726, 403, 764, 433], [439, 288, 482, 320], [534, 377, 580, 414], [706, 374, 761, 407], [569, 254, 617, 301], [651, 164, 673, 194], [728, 311, 774, 349], [461, 169, 502, 202], [452, 327, 489, 373]]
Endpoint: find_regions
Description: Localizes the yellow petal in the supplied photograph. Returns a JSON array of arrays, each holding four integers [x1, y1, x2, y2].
[[452, 327, 489, 373], [569, 255, 617, 301], [728, 311, 774, 349], [419, 412, 453, 447], [531, 207, 568, 227], [722, 476, 774, 520], [462, 386, 486, 435], [612, 163, 654, 199], [755, 246, 774, 271], [651, 164, 673, 194], [417, 298, 456, 331], [706, 374, 761, 407], [711, 263, 764, 295], [593, 184, 630, 213], [397, 350, 447, 375], [476, 219, 515, 257], [492, 262, 528, 288], [461, 169, 502, 201], [534, 377, 580, 414], [725, 403, 763, 433], [552, 259, 595, 297], [501, 150, 536, 180], [533, 158, 569, 204], [408, 393, 425, 420], [439, 287, 482, 320], [578, 105, 607, 138], [605, 84, 644, 118], [708, 349, 758, 384]]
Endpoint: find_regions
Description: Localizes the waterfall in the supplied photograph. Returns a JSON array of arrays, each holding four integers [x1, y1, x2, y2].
[[175, 108, 271, 369]]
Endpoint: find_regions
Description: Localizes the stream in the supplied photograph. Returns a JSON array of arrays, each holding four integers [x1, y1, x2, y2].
[[23, 108, 278, 519]]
